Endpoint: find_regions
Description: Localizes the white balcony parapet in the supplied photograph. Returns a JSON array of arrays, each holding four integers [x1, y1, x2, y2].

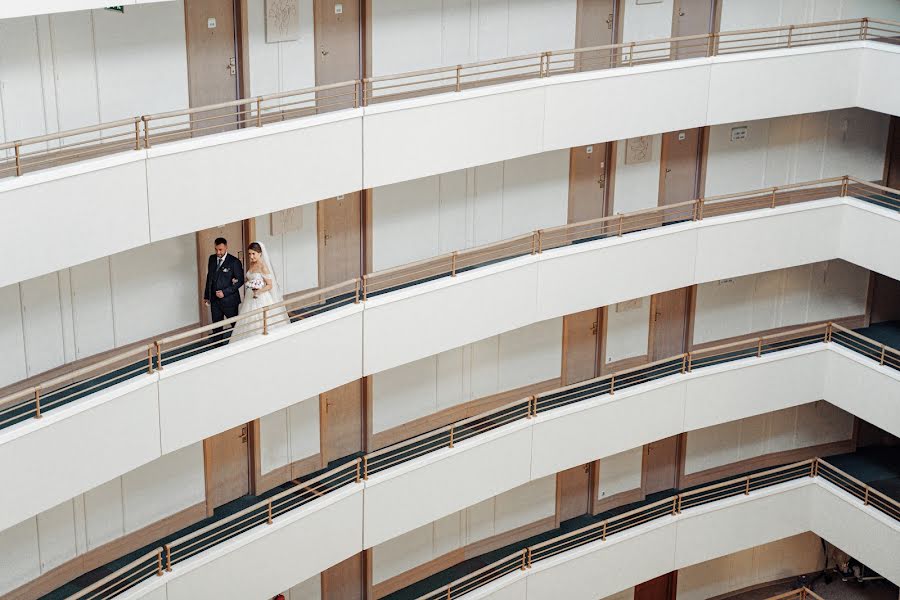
[[1, 191, 898, 533], [1, 23, 899, 287]]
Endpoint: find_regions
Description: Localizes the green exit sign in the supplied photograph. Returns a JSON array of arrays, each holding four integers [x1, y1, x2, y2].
[[105, 6, 124, 12]]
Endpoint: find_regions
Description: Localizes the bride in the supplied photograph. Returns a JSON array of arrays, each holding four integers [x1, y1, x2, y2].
[[229, 241, 289, 342]]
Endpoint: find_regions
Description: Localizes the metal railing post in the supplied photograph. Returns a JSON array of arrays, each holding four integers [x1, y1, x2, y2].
[[601, 520, 607, 541], [617, 214, 624, 236], [697, 198, 705, 220], [863, 487, 870, 505], [449, 426, 455, 448], [681, 354, 687, 374], [34, 387, 42, 419], [860, 18, 869, 40], [354, 279, 360, 304], [143, 117, 151, 149], [14, 143, 22, 176], [355, 459, 361, 483], [786, 25, 795, 48], [537, 229, 543, 253], [609, 374, 616, 396], [256, 98, 263, 127], [262, 309, 269, 335], [825, 322, 833, 343], [147, 345, 154, 374], [363, 455, 369, 480], [676, 495, 683, 514], [156, 341, 163, 370], [686, 352, 693, 372], [157, 549, 164, 576], [267, 501, 273, 524], [451, 251, 458, 277], [770, 186, 778, 209], [628, 42, 635, 66], [706, 33, 714, 57], [840, 175, 849, 196], [362, 80, 369, 107], [744, 477, 750, 495], [362, 275, 368, 301], [455, 65, 462, 92], [880, 345, 887, 366], [165, 545, 172, 572], [520, 548, 528, 570], [353, 81, 359, 109], [757, 337, 763, 357], [134, 119, 141, 150]]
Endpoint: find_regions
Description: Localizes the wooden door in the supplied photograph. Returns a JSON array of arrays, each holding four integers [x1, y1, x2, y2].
[[563, 309, 600, 385], [205, 423, 250, 512], [650, 287, 690, 361], [659, 129, 701, 210], [557, 464, 592, 522], [869, 273, 900, 324], [196, 221, 245, 326], [672, 0, 714, 58], [322, 553, 364, 600], [184, 0, 238, 132], [575, 0, 617, 71], [314, 0, 361, 110], [886, 116, 900, 189], [322, 381, 363, 463], [318, 194, 362, 288], [642, 436, 680, 496], [635, 572, 677, 600], [569, 144, 609, 223]]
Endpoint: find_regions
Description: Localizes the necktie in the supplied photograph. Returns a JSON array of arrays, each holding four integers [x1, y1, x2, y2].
[[217, 257, 223, 269]]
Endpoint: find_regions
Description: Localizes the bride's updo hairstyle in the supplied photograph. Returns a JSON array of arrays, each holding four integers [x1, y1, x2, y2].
[[248, 242, 263, 254]]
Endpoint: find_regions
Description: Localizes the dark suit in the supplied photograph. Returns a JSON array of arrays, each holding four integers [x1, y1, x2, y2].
[[204, 253, 244, 337]]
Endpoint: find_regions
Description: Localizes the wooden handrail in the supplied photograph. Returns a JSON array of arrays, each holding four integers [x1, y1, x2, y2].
[[2, 174, 897, 421], [3, 18, 897, 168]]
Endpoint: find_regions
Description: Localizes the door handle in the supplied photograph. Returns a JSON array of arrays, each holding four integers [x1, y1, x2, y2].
[[665, 168, 672, 174], [227, 57, 236, 75], [321, 49, 330, 56], [239, 426, 248, 443]]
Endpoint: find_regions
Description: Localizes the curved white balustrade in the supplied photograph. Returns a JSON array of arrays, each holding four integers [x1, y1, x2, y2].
[[114, 463, 900, 600], [458, 480, 899, 600], [0, 0, 170, 19], [1, 196, 897, 533], [2, 41, 899, 288]]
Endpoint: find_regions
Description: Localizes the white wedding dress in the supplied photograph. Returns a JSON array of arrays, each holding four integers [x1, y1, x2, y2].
[[229, 244, 289, 343]]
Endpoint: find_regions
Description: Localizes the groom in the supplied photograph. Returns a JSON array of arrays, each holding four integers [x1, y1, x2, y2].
[[203, 237, 244, 341]]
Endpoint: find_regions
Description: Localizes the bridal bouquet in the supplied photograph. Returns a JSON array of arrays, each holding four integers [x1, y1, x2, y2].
[[246, 277, 265, 291]]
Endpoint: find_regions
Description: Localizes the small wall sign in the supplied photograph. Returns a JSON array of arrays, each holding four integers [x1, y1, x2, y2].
[[105, 5, 124, 12]]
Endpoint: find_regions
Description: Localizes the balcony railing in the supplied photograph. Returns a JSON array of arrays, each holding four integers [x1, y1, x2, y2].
[[1, 175, 897, 430], [765, 589, 825, 600], [1, 18, 898, 179], [59, 321, 900, 599], [415, 458, 898, 600]]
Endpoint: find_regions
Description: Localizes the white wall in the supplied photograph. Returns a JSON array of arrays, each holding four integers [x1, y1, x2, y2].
[[684, 401, 854, 475], [246, 0, 315, 98], [253, 205, 319, 295], [372, 318, 562, 433], [677, 532, 823, 600], [259, 395, 320, 475], [373, 476, 556, 585], [613, 108, 890, 214], [0, 234, 197, 388], [370, 0, 577, 78], [597, 447, 642, 502], [612, 135, 662, 214], [0, 3, 187, 146], [372, 151, 570, 271], [604, 296, 651, 364], [705, 109, 890, 197], [692, 260, 869, 345], [719, 0, 900, 30], [0, 442, 203, 596], [283, 574, 321, 600]]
